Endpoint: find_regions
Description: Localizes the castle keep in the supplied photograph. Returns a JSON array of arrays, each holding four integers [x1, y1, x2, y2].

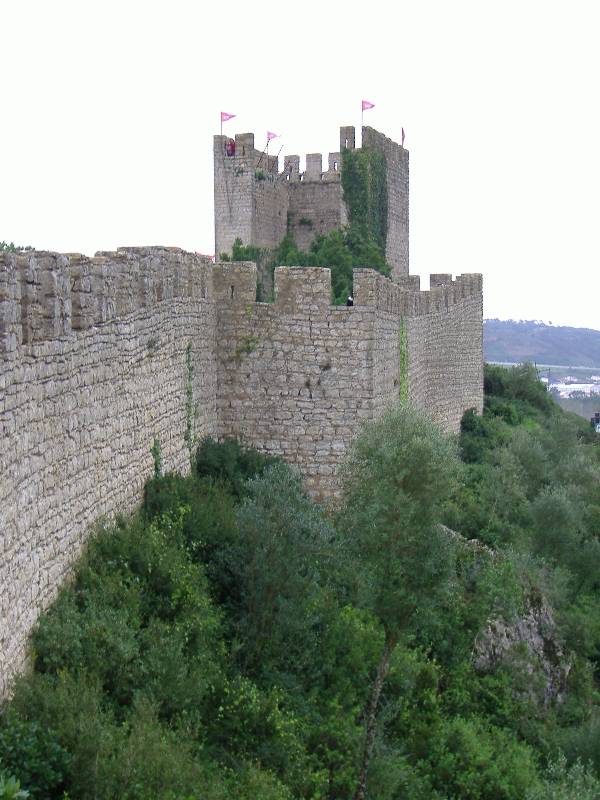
[[0, 125, 483, 697], [214, 126, 409, 279]]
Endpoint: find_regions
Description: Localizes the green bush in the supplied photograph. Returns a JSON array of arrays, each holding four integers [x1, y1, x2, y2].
[[424, 716, 541, 799], [0, 711, 69, 798], [195, 436, 279, 499], [29, 511, 224, 722], [2, 415, 599, 798], [526, 755, 600, 800], [0, 772, 29, 799], [274, 224, 389, 305]]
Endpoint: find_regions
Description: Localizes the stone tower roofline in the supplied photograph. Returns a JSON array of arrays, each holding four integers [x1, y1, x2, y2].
[[214, 131, 343, 184], [214, 125, 408, 184]]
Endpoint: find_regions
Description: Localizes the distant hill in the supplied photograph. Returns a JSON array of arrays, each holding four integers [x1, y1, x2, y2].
[[484, 320, 600, 367]]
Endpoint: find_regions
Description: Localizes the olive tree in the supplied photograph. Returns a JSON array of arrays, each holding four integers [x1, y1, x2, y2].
[[338, 404, 460, 800]]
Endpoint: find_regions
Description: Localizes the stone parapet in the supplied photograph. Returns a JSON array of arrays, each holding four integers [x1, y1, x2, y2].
[[0, 248, 212, 353], [0, 246, 218, 700], [353, 268, 482, 317]]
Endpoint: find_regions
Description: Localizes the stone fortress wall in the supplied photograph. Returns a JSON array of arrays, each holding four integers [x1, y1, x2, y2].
[[0, 123, 483, 697], [214, 262, 482, 499], [0, 247, 218, 699], [1, 247, 482, 698]]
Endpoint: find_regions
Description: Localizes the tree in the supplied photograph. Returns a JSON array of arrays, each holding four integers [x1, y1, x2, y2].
[[338, 404, 460, 800], [0, 242, 32, 253], [234, 462, 336, 674]]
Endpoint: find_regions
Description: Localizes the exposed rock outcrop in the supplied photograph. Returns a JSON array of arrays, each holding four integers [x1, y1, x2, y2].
[[474, 596, 571, 706]]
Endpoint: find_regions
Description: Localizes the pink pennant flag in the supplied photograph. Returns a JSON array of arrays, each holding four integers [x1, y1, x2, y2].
[[402, 127, 405, 146], [267, 131, 278, 141], [361, 100, 375, 111], [221, 111, 235, 123]]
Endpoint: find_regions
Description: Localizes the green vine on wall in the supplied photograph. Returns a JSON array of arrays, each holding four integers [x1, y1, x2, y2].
[[184, 342, 195, 464], [233, 334, 260, 362], [398, 319, 409, 402], [341, 146, 388, 253], [150, 437, 162, 479]]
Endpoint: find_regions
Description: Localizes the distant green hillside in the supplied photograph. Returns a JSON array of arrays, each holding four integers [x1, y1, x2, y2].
[[484, 319, 600, 367]]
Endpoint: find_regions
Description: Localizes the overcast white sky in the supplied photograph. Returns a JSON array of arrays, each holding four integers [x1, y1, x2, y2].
[[1, 0, 599, 329]]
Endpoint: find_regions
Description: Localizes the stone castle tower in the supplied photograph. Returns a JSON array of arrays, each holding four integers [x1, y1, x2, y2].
[[214, 125, 409, 280]]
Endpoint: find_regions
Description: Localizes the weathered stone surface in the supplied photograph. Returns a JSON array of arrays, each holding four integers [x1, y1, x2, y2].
[[0, 249, 217, 699], [474, 598, 571, 706], [1, 121, 485, 700]]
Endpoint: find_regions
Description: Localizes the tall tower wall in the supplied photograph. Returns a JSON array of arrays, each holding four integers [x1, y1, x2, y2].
[[361, 126, 409, 279], [214, 125, 408, 278], [214, 133, 288, 258], [285, 150, 347, 251]]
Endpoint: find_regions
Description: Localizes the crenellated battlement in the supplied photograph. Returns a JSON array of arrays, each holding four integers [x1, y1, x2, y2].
[[214, 133, 279, 173], [282, 152, 342, 184], [208, 261, 482, 318], [1, 249, 483, 700], [0, 247, 213, 356]]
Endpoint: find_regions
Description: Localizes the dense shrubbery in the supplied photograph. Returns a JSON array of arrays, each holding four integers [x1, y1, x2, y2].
[[221, 230, 388, 305], [2, 372, 600, 798], [274, 227, 389, 306]]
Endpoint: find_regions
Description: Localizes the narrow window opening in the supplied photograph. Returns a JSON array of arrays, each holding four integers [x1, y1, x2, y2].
[[230, 285, 235, 299]]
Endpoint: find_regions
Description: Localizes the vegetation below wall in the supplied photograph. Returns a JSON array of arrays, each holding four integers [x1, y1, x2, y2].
[[2, 368, 600, 799]]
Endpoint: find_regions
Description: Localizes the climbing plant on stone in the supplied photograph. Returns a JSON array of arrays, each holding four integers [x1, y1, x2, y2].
[[341, 146, 388, 253], [398, 319, 409, 402]]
